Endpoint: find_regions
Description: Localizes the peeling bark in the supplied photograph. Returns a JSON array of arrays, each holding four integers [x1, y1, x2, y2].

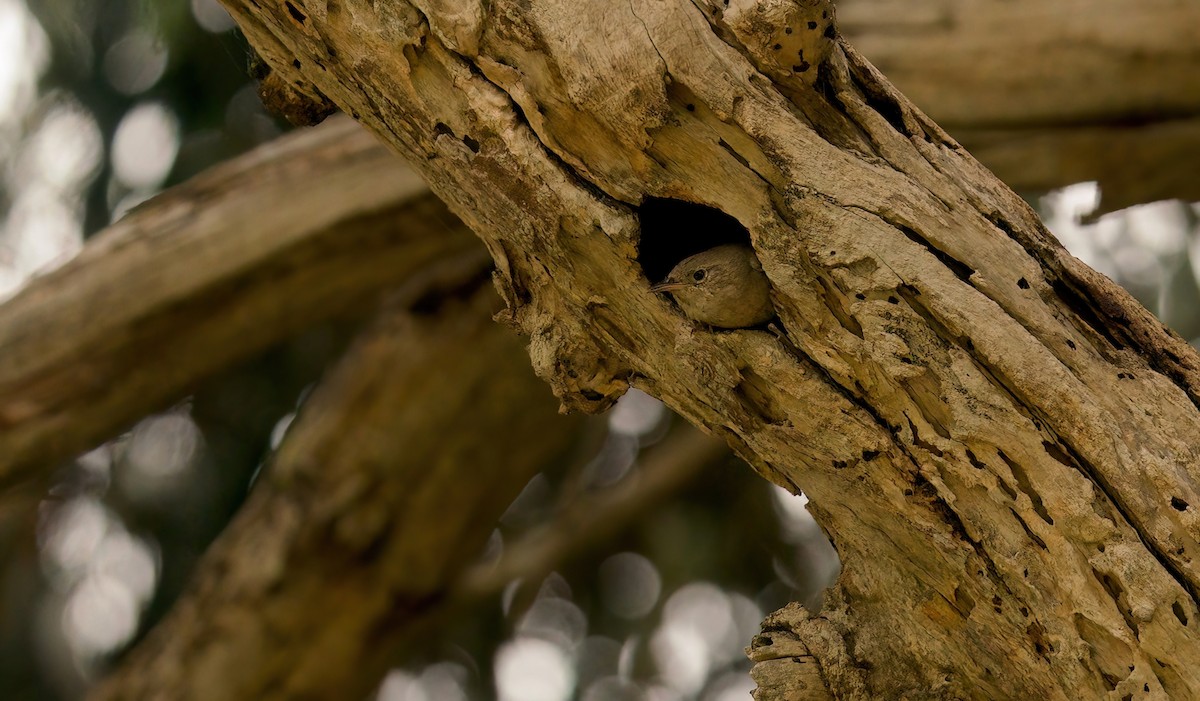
[[219, 0, 1200, 697]]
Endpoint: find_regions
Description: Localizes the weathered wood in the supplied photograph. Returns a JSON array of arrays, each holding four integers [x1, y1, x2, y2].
[[221, 0, 1200, 698], [748, 604, 838, 700], [89, 279, 583, 701], [0, 117, 472, 487], [242, 0, 1200, 218]]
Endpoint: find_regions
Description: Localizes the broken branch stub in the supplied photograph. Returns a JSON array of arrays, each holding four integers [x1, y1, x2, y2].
[[223, 0, 1200, 697]]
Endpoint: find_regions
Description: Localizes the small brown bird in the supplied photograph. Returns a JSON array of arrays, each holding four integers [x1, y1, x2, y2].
[[651, 244, 775, 328]]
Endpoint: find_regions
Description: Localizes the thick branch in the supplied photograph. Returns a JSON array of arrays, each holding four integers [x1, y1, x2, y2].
[[841, 0, 1200, 129], [97, 365, 723, 699], [225, 0, 1200, 697], [0, 117, 469, 488], [91, 278, 583, 701], [839, 0, 1200, 212]]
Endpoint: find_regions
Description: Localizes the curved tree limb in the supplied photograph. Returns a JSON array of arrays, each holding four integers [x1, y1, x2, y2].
[[0, 117, 470, 488], [221, 0, 1200, 697], [90, 275, 585, 701], [95, 361, 727, 699]]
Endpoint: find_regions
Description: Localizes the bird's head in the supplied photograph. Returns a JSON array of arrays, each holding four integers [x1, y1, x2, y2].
[[650, 245, 753, 297]]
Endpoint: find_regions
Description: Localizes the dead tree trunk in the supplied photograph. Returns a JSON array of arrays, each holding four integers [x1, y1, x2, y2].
[[221, 0, 1200, 697]]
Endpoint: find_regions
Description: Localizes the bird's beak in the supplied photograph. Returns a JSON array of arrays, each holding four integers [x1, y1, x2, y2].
[[651, 280, 687, 293]]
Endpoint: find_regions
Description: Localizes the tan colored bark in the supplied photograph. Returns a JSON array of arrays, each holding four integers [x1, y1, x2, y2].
[[839, 0, 1200, 213], [221, 0, 1200, 698], [90, 279, 583, 701], [748, 605, 837, 701], [246, 0, 1200, 223], [0, 117, 471, 488]]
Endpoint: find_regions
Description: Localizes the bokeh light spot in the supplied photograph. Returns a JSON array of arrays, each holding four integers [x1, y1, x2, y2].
[[103, 30, 169, 95], [598, 552, 662, 620], [111, 102, 180, 189], [16, 100, 103, 192], [62, 574, 139, 658], [121, 411, 204, 500], [518, 593, 588, 650], [608, 388, 665, 437], [190, 0, 237, 32], [92, 530, 159, 603], [495, 637, 575, 701], [0, 0, 49, 126], [377, 670, 429, 701], [39, 498, 109, 580]]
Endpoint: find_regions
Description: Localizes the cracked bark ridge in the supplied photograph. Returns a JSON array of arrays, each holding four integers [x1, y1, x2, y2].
[[222, 0, 1200, 697], [258, 69, 337, 126], [747, 601, 859, 701]]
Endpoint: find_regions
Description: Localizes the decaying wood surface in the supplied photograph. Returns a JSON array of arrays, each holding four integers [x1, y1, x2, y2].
[[219, 0, 1200, 697], [0, 117, 475, 488], [16, 0, 1186, 492], [90, 281, 583, 701], [840, 0, 1200, 213], [234, 0, 1200, 222]]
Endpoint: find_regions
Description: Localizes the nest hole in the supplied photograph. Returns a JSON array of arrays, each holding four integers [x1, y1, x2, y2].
[[636, 197, 752, 284]]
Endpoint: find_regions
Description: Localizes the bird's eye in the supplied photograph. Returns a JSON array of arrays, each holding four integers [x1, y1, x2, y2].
[[692, 269, 707, 282]]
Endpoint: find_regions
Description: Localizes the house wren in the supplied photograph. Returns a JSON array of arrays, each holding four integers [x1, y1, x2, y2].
[[651, 244, 775, 328]]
